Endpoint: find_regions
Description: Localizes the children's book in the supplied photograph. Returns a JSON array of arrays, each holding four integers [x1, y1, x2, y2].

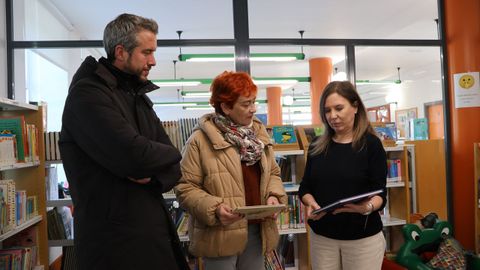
[[372, 122, 397, 145], [0, 117, 27, 161], [409, 118, 429, 140], [312, 189, 383, 215], [233, 204, 286, 220], [272, 126, 297, 144]]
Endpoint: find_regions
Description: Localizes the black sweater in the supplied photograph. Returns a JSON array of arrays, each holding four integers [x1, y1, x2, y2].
[[298, 133, 387, 240]]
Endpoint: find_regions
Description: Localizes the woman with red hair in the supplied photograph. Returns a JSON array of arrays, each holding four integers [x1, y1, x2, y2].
[[176, 71, 287, 270]]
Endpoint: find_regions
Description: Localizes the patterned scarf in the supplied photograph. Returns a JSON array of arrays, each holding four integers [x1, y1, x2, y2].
[[212, 114, 264, 166]]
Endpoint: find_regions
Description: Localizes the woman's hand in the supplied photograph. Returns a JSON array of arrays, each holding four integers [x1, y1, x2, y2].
[[215, 203, 243, 225], [332, 196, 379, 215], [266, 196, 280, 219], [302, 194, 326, 220]]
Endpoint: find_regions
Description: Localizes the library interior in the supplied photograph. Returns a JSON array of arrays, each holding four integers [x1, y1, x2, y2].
[[0, 0, 479, 269]]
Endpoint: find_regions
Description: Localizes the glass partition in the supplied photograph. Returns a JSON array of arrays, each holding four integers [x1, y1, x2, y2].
[[248, 0, 439, 39]]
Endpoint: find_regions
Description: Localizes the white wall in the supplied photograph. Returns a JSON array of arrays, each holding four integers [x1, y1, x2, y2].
[[363, 80, 443, 119], [0, 0, 7, 98]]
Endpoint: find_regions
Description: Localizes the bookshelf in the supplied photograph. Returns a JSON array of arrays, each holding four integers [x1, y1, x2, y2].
[[0, 98, 48, 267], [405, 139, 447, 220], [273, 128, 309, 270], [474, 142, 480, 254], [383, 145, 413, 252]]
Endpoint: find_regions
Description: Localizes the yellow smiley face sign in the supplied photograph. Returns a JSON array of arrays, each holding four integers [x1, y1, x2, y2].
[[459, 74, 475, 89]]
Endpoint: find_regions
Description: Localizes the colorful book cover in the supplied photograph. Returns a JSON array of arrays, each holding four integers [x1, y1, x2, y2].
[[272, 126, 297, 144], [410, 118, 429, 140], [0, 117, 26, 161], [372, 122, 397, 142]]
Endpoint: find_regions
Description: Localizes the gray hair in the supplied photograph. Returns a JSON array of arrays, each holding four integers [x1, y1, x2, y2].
[[103, 13, 158, 60]]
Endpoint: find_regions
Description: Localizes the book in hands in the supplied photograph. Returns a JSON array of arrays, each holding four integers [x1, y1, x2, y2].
[[311, 189, 383, 215], [233, 204, 286, 220]]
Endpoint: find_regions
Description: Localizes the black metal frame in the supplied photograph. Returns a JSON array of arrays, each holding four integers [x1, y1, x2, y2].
[[4, 0, 452, 223]]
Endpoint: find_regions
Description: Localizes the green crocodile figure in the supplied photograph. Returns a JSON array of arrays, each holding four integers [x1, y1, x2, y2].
[[396, 221, 480, 270]]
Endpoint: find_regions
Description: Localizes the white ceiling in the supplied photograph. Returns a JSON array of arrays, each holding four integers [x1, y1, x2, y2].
[[43, 0, 441, 105]]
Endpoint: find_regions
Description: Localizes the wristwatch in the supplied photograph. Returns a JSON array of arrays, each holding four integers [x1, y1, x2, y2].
[[363, 201, 374, 215]]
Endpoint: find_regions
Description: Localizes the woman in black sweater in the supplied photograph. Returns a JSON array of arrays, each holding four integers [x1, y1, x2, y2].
[[299, 81, 387, 270]]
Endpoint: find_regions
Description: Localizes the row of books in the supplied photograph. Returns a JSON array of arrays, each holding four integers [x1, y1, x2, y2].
[[277, 194, 306, 230], [0, 246, 37, 270], [44, 131, 61, 161], [0, 117, 39, 165], [276, 156, 293, 183], [0, 179, 38, 234], [0, 224, 40, 269], [387, 159, 403, 181], [264, 249, 283, 270], [162, 118, 199, 151], [46, 207, 73, 240], [45, 166, 59, 201]]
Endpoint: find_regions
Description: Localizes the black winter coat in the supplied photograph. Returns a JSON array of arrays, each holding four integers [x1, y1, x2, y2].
[[59, 56, 189, 270]]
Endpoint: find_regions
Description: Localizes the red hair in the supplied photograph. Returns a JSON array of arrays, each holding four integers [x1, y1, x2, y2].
[[209, 71, 258, 115]]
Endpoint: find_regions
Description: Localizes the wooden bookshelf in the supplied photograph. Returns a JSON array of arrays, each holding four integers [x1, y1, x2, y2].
[[406, 139, 447, 220], [0, 99, 48, 267], [274, 132, 309, 270]]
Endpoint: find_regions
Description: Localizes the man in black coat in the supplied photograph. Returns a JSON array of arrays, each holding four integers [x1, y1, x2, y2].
[[59, 13, 189, 270]]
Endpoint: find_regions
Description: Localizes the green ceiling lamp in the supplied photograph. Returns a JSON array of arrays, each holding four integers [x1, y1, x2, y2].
[[356, 67, 402, 85], [177, 30, 305, 63], [152, 78, 213, 87], [153, 100, 268, 106], [254, 77, 310, 85], [178, 53, 305, 62], [153, 77, 310, 88], [180, 91, 211, 98], [356, 80, 401, 85]]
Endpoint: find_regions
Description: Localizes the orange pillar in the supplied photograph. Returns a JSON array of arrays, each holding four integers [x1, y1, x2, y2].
[[445, 0, 480, 250], [267, 86, 282, 125], [309, 58, 333, 124]]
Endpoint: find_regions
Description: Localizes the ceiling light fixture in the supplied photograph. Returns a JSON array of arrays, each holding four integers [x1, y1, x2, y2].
[[152, 77, 310, 88], [332, 67, 347, 81], [178, 53, 305, 62], [183, 105, 214, 111], [181, 91, 211, 98], [357, 67, 402, 85], [154, 100, 267, 107], [356, 80, 401, 85], [254, 77, 310, 86], [153, 102, 202, 107], [178, 31, 306, 63], [152, 79, 204, 87]]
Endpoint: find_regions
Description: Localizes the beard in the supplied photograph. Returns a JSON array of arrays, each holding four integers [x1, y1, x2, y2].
[[125, 58, 149, 82]]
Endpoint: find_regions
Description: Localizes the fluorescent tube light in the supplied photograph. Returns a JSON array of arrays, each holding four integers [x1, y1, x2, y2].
[[178, 53, 305, 62], [181, 91, 211, 98], [183, 105, 214, 111], [153, 102, 198, 107], [356, 80, 401, 85], [152, 80, 201, 87]]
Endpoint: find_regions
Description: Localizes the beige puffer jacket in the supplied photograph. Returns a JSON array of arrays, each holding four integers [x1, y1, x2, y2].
[[175, 113, 287, 257]]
